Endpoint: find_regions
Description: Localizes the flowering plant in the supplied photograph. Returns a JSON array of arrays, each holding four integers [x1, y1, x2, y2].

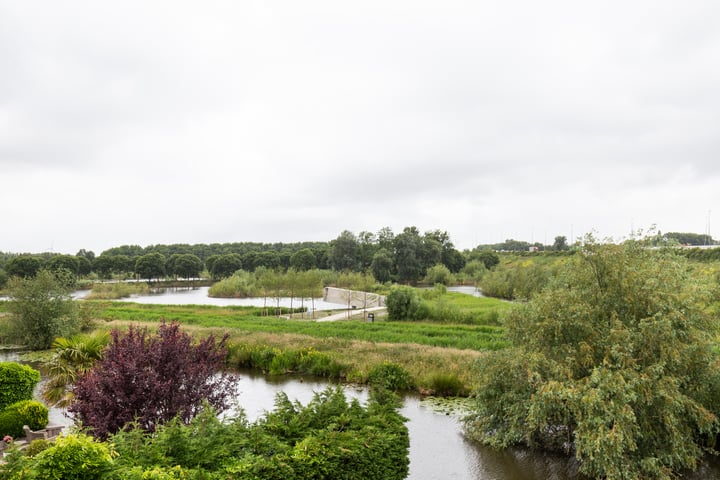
[[3, 435, 12, 443]]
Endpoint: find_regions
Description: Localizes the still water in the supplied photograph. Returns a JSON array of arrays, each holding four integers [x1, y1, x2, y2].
[[109, 286, 346, 311]]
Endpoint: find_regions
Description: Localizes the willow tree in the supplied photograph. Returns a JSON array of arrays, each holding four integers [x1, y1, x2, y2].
[[465, 239, 720, 480]]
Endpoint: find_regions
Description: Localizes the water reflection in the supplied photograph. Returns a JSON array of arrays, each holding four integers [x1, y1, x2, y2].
[[112, 286, 346, 311]]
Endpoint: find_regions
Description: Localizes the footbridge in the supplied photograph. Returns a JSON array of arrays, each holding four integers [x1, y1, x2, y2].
[[323, 287, 386, 309]]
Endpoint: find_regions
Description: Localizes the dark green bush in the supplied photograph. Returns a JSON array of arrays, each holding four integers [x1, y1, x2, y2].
[[0, 362, 41, 410], [386, 286, 422, 320], [107, 387, 409, 480], [368, 362, 414, 392], [0, 400, 48, 438]]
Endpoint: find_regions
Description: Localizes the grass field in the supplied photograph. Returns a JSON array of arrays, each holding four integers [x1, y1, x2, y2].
[[92, 296, 509, 395], [96, 302, 508, 351]]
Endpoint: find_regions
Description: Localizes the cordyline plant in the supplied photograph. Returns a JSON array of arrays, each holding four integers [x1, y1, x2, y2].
[[68, 321, 238, 440]]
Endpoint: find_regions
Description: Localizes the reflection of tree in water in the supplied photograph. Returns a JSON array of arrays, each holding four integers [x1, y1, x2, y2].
[[468, 444, 581, 480]]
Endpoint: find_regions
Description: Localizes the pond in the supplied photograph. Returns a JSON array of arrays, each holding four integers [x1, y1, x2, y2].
[[94, 286, 347, 312]]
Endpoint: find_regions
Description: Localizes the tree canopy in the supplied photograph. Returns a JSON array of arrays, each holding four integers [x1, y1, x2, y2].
[[5, 270, 79, 350], [465, 240, 720, 480]]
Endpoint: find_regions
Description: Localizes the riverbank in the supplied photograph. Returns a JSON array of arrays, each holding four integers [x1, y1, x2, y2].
[[97, 318, 486, 396]]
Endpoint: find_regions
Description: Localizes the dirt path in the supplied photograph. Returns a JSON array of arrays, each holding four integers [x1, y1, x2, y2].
[[316, 306, 386, 322]]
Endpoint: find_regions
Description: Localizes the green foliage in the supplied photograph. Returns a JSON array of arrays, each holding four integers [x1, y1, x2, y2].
[[208, 269, 325, 301], [106, 387, 409, 480], [460, 260, 487, 283], [0, 362, 40, 411], [43, 333, 109, 408], [112, 465, 193, 479], [228, 345, 347, 378], [370, 248, 393, 283], [167, 253, 203, 279], [330, 230, 360, 271], [367, 362, 414, 391], [480, 259, 554, 300], [32, 432, 115, 480], [427, 372, 467, 396], [211, 253, 243, 279], [24, 438, 51, 457], [135, 253, 166, 281], [0, 442, 31, 479], [5, 270, 79, 350], [0, 400, 49, 438], [472, 250, 500, 269], [85, 282, 150, 300], [664, 231, 715, 246], [386, 286, 422, 320], [209, 269, 260, 297], [5, 255, 43, 279], [46, 255, 80, 277], [681, 246, 720, 262], [423, 264, 455, 286], [290, 248, 316, 271], [466, 240, 720, 480], [552, 235, 569, 251]]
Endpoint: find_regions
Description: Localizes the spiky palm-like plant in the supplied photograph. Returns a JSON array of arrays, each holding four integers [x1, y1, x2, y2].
[[42, 333, 109, 408]]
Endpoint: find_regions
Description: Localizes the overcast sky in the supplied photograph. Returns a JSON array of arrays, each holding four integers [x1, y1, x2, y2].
[[2, 1, 719, 255]]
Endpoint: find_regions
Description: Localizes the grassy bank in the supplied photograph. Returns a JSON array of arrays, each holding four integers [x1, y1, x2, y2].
[[1, 290, 510, 396], [91, 299, 508, 395], [96, 302, 507, 351], [98, 318, 486, 396]]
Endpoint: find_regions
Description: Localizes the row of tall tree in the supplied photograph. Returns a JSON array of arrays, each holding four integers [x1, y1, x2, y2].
[[1, 230, 716, 287]]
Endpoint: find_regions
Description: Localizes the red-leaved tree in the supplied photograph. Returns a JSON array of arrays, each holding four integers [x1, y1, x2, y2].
[[68, 322, 238, 439]]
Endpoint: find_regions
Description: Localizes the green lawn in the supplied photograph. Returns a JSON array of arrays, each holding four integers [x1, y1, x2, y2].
[[97, 302, 508, 351]]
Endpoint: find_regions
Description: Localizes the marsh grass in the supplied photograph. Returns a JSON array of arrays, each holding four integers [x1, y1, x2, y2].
[[97, 318, 487, 395], [85, 282, 150, 300], [95, 302, 507, 351]]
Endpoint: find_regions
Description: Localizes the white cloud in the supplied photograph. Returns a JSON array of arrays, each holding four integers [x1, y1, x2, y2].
[[1, 0, 719, 253]]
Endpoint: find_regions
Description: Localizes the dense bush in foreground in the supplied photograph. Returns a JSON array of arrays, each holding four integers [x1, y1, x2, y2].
[[0, 400, 48, 438], [1, 388, 409, 480]]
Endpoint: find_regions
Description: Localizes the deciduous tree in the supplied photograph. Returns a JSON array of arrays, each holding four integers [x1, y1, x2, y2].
[[211, 253, 242, 279], [371, 249, 393, 283], [5, 255, 43, 278], [173, 254, 203, 279], [330, 230, 359, 271], [290, 248, 316, 271], [6, 270, 79, 350], [465, 239, 720, 480], [135, 252, 166, 281]]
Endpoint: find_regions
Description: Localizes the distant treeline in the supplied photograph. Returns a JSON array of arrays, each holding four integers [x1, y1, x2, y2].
[[0, 227, 476, 286], [1, 229, 717, 289]]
